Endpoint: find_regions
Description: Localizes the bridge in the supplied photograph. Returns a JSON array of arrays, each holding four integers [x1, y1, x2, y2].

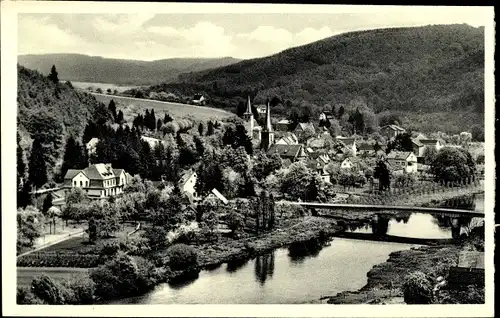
[[286, 201, 485, 218]]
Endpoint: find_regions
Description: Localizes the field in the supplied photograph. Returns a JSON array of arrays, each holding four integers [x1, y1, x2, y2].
[[17, 267, 89, 289], [91, 93, 236, 122]]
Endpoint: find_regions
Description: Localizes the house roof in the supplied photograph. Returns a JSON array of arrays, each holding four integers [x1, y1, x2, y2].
[[86, 137, 99, 148], [358, 143, 375, 151], [193, 94, 204, 100], [267, 144, 303, 159], [381, 124, 406, 131], [84, 163, 115, 180], [295, 122, 315, 132], [344, 157, 362, 164], [307, 137, 326, 148], [419, 139, 440, 145], [113, 168, 124, 176], [179, 169, 196, 186], [211, 188, 228, 204], [337, 137, 356, 146], [387, 151, 412, 160], [411, 139, 424, 147], [64, 169, 83, 180]]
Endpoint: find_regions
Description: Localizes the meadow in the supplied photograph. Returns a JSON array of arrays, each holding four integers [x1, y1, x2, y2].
[[69, 81, 138, 93], [91, 93, 236, 122], [17, 267, 89, 289]]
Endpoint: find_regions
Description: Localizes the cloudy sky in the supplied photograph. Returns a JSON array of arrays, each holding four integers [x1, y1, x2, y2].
[[18, 7, 488, 61]]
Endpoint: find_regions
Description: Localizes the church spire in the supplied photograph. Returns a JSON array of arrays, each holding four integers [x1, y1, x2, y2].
[[245, 95, 252, 115], [264, 101, 272, 132]]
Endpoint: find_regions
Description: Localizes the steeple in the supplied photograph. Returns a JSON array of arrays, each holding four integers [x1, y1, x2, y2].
[[260, 101, 275, 150], [243, 95, 254, 140]]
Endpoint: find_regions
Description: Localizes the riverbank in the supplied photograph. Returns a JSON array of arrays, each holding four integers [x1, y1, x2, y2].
[[327, 234, 484, 304]]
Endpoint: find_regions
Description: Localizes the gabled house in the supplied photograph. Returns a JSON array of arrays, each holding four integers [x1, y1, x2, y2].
[[178, 169, 198, 198], [380, 124, 406, 140], [340, 157, 363, 170], [275, 132, 299, 145], [293, 122, 316, 136], [386, 151, 418, 174], [63, 163, 130, 198], [276, 119, 292, 132], [336, 136, 357, 157], [411, 138, 425, 157], [141, 136, 166, 149], [267, 144, 306, 162], [419, 139, 444, 152], [357, 143, 376, 156], [306, 136, 327, 150], [192, 94, 207, 106]]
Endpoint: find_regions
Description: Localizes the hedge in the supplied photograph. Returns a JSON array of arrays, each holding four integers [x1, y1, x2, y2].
[[17, 253, 102, 268]]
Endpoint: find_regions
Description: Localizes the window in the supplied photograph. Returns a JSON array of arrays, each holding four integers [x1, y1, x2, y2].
[[86, 181, 89, 187], [80, 181, 83, 187], [73, 181, 76, 186]]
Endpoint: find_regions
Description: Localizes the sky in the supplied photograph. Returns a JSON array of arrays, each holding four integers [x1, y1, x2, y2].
[[17, 7, 488, 61]]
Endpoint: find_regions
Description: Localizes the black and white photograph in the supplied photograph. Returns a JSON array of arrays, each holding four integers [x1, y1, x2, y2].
[[1, 2, 495, 317]]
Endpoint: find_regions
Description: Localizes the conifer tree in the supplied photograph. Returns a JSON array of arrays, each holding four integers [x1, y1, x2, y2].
[[28, 136, 48, 189], [108, 100, 117, 121], [198, 122, 204, 136], [48, 65, 59, 84], [207, 121, 214, 136]]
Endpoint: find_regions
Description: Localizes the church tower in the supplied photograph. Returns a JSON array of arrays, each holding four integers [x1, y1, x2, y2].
[[243, 96, 254, 139], [260, 101, 274, 150]]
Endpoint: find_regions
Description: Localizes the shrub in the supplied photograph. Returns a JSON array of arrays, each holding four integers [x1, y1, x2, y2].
[[143, 226, 168, 251], [275, 202, 306, 219], [31, 275, 67, 304], [403, 271, 434, 304], [62, 275, 96, 304], [165, 244, 198, 271], [17, 287, 44, 304], [99, 241, 121, 257], [89, 252, 157, 301]]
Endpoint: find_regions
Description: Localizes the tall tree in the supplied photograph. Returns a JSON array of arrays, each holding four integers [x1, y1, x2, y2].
[[108, 100, 117, 121], [163, 113, 173, 124], [60, 136, 87, 180], [28, 137, 48, 189], [42, 193, 53, 214], [156, 118, 163, 131], [116, 110, 124, 124], [48, 65, 59, 84], [207, 121, 215, 136], [198, 122, 204, 136], [234, 124, 253, 155], [374, 160, 391, 191]]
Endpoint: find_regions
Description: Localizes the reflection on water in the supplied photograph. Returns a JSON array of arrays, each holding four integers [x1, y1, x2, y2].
[[112, 239, 416, 304]]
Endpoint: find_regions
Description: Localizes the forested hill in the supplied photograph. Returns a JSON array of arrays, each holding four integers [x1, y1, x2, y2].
[[17, 54, 241, 85], [17, 65, 109, 182], [156, 24, 484, 120]]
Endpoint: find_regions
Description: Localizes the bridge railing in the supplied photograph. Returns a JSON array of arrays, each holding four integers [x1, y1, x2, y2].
[[347, 176, 482, 205]]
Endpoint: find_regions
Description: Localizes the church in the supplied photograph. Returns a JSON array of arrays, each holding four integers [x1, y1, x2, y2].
[[244, 96, 274, 150]]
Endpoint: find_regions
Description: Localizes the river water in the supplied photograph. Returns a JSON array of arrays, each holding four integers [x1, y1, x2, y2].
[[114, 194, 484, 304]]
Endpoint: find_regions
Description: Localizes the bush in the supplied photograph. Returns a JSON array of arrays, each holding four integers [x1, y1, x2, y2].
[[403, 271, 434, 304], [31, 275, 67, 304], [89, 252, 157, 301], [275, 202, 306, 219], [17, 287, 44, 304], [62, 275, 96, 304], [165, 244, 198, 271]]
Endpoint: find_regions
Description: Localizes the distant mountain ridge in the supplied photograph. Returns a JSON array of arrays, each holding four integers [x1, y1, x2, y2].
[[17, 54, 241, 85], [146, 24, 484, 134]]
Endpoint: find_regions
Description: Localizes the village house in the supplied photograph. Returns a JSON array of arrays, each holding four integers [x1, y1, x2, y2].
[[267, 144, 306, 163], [276, 119, 293, 132], [386, 151, 418, 174], [340, 157, 363, 171], [306, 136, 328, 150], [357, 143, 376, 156], [275, 132, 299, 145], [192, 94, 207, 106], [141, 135, 166, 149], [380, 124, 406, 140], [336, 136, 357, 157], [307, 154, 332, 184], [256, 105, 267, 115], [63, 163, 132, 198], [178, 169, 198, 199], [293, 122, 316, 136], [86, 137, 99, 156], [411, 138, 425, 157], [419, 139, 444, 152]]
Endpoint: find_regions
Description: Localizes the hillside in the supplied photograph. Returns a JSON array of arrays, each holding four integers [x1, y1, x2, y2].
[[17, 54, 241, 86], [17, 65, 108, 180], [149, 24, 484, 134]]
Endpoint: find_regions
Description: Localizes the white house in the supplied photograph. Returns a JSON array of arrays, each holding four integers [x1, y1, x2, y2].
[[340, 157, 363, 170], [275, 132, 299, 145], [178, 169, 198, 198], [386, 151, 418, 174], [419, 139, 444, 152], [63, 163, 131, 198], [141, 136, 166, 149], [192, 94, 207, 105]]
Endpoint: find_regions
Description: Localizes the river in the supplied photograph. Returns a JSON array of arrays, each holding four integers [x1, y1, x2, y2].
[[112, 206, 482, 304]]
